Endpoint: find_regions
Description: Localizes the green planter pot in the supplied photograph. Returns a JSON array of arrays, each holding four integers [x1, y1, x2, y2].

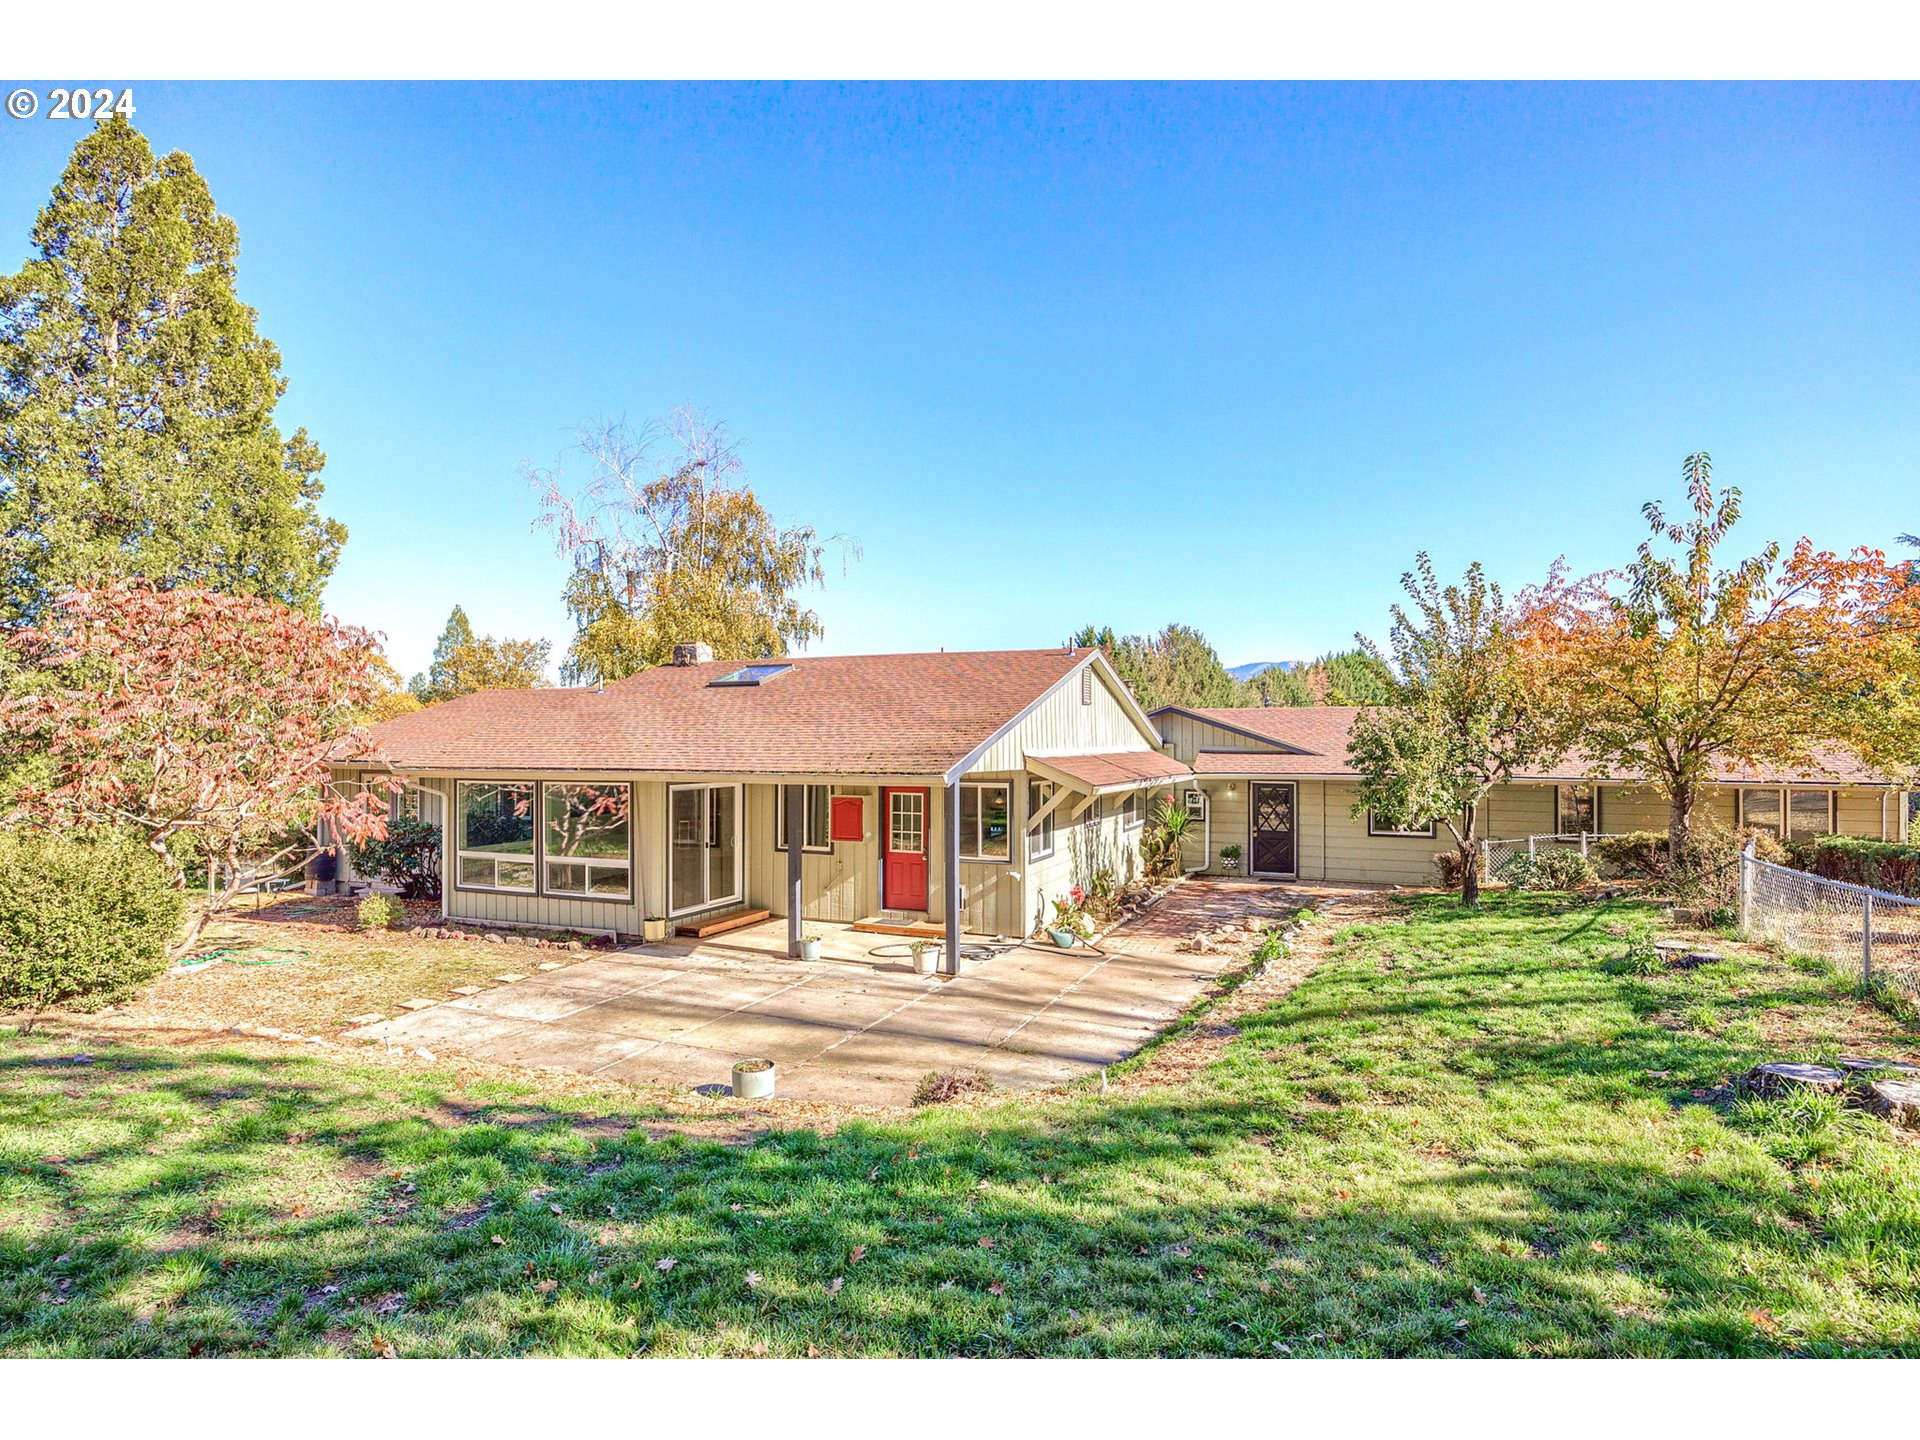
[[1046, 928, 1080, 948]]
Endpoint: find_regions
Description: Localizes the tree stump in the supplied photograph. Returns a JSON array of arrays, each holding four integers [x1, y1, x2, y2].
[[1837, 1055, 1920, 1077], [1866, 1079, 1920, 1129], [1740, 1062, 1845, 1098]]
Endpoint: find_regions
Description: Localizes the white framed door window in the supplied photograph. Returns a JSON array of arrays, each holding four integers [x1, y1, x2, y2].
[[668, 783, 743, 916]]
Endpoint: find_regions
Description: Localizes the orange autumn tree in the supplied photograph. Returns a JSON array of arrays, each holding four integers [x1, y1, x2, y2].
[[3, 582, 401, 952], [1517, 454, 1920, 871]]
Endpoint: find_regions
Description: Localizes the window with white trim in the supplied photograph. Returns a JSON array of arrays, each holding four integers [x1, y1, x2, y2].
[[959, 781, 1012, 861], [1028, 780, 1056, 860], [775, 784, 833, 853], [1367, 810, 1437, 838], [456, 781, 537, 892], [1121, 791, 1141, 829], [542, 782, 632, 898]]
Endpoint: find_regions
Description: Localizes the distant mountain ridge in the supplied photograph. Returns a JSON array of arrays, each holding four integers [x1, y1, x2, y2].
[[1227, 660, 1300, 682]]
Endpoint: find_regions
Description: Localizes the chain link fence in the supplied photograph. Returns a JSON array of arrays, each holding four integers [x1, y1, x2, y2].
[[1741, 843, 1920, 1006], [1480, 833, 1626, 881]]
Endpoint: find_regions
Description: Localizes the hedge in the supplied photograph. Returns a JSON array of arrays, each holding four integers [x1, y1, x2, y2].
[[1788, 835, 1920, 898], [0, 828, 184, 1028]]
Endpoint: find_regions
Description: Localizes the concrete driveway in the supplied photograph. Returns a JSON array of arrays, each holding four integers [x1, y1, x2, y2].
[[349, 879, 1355, 1105]]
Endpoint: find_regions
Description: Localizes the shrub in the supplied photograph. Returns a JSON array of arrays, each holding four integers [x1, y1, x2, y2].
[[0, 828, 184, 1030], [1593, 831, 1669, 879], [1503, 848, 1597, 891], [1433, 850, 1482, 888], [1789, 835, 1920, 897], [1141, 798, 1195, 880], [1607, 934, 1664, 975], [357, 893, 404, 931], [347, 817, 442, 900]]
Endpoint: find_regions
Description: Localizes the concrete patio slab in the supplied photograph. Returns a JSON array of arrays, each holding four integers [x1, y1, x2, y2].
[[348, 877, 1381, 1105]]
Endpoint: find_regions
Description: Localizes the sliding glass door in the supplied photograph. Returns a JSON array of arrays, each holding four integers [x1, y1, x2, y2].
[[668, 783, 742, 916]]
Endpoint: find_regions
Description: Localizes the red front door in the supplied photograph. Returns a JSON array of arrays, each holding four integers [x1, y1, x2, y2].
[[881, 787, 929, 912]]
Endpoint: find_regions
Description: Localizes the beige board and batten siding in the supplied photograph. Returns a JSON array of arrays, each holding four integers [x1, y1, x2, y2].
[[967, 658, 1163, 773], [744, 781, 879, 924], [1021, 785, 1155, 934], [1156, 714, 1288, 874], [1156, 713, 1287, 766]]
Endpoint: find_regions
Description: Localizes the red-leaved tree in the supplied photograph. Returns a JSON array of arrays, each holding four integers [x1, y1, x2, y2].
[[3, 582, 401, 951]]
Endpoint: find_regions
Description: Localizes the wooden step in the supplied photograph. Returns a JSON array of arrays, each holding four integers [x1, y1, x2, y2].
[[849, 915, 945, 939], [675, 907, 772, 939]]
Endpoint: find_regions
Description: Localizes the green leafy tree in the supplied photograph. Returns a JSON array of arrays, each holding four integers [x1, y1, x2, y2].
[[1520, 456, 1920, 868], [411, 616, 550, 702], [1234, 665, 1308, 706], [1348, 555, 1553, 905], [1314, 649, 1398, 704], [1070, 624, 1149, 701], [1070, 622, 1234, 710], [531, 411, 852, 686], [0, 118, 343, 625]]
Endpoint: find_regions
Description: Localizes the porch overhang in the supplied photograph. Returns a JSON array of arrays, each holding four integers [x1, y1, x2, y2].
[[1024, 750, 1192, 798]]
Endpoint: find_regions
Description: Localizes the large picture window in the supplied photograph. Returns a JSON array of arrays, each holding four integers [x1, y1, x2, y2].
[[543, 783, 632, 898], [959, 782, 1012, 861], [775, 784, 833, 853], [457, 782, 537, 892], [1742, 787, 1835, 840]]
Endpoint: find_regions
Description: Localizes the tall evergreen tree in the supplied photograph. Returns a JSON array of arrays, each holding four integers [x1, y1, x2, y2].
[[0, 118, 343, 624], [408, 605, 549, 703], [412, 606, 476, 700]]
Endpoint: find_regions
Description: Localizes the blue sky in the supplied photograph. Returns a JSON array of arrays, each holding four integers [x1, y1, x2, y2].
[[2, 82, 1915, 677]]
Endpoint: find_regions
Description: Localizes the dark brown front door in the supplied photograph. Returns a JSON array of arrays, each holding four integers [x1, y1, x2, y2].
[[881, 787, 929, 911], [1249, 782, 1296, 877]]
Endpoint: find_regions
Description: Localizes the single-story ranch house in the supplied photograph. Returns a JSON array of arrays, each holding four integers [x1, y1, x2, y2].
[[337, 645, 1189, 971], [1152, 704, 1911, 885], [334, 644, 1911, 956]]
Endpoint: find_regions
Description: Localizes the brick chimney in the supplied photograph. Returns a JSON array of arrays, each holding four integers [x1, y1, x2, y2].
[[671, 642, 714, 666]]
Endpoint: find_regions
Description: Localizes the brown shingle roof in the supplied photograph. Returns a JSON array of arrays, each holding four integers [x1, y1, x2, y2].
[[1032, 750, 1192, 791], [361, 649, 1094, 777], [1163, 706, 1894, 787]]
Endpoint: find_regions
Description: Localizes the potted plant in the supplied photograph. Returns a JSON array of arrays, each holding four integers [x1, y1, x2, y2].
[[731, 1057, 776, 1099], [1219, 844, 1243, 874], [642, 915, 668, 942], [1047, 890, 1092, 948], [799, 929, 824, 962], [908, 938, 938, 975]]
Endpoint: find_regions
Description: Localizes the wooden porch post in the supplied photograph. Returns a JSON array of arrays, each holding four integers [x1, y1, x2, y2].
[[784, 783, 804, 958], [944, 779, 962, 977]]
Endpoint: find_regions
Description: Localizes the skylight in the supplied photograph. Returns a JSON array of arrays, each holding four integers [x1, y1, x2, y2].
[[709, 663, 794, 687]]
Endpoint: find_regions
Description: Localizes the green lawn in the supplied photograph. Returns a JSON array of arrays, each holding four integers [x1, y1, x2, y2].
[[5, 892, 1918, 1356]]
